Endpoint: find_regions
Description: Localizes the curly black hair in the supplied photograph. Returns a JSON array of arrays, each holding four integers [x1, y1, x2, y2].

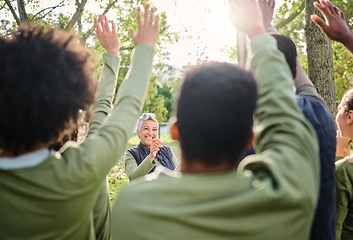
[[0, 23, 96, 155]]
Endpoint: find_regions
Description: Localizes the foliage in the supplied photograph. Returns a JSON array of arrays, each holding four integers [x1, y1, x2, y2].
[[108, 164, 129, 206], [142, 76, 168, 123], [1, 0, 180, 120], [274, 0, 307, 71], [333, 42, 353, 103], [274, 0, 353, 104], [157, 83, 174, 120]]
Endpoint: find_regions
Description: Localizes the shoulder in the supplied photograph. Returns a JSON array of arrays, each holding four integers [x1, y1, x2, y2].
[[126, 145, 139, 154], [296, 94, 335, 132], [129, 166, 177, 186], [161, 145, 172, 151], [336, 159, 353, 173]]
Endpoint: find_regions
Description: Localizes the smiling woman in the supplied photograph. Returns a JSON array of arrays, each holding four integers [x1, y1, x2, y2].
[[124, 113, 179, 181]]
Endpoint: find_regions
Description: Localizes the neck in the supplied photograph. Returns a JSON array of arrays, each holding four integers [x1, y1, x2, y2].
[[0, 143, 47, 157], [180, 157, 236, 173]]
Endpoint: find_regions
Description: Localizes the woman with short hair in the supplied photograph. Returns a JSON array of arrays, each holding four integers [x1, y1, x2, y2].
[[124, 113, 179, 181]]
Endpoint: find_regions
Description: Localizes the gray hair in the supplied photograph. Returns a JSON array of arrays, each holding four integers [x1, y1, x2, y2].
[[136, 113, 159, 131]]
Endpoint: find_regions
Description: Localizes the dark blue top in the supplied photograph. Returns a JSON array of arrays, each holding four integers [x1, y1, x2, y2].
[[297, 94, 336, 240]]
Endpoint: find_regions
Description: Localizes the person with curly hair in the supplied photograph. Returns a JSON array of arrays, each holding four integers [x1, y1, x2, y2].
[[0, 4, 159, 239]]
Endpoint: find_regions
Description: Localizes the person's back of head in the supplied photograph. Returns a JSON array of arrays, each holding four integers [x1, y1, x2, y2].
[[271, 34, 297, 78], [176, 61, 257, 170], [0, 24, 96, 155]]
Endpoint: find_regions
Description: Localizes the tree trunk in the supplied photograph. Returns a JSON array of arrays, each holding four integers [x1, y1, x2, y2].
[[236, 30, 249, 68], [305, 0, 336, 116], [17, 0, 28, 21]]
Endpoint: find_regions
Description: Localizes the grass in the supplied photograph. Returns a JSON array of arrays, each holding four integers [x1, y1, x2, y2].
[[108, 134, 180, 205]]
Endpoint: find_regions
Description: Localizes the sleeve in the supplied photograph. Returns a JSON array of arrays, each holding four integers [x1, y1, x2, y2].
[[92, 180, 111, 240], [238, 35, 320, 208], [264, 27, 319, 98], [124, 150, 156, 181], [63, 45, 155, 182], [88, 53, 120, 136], [171, 148, 179, 166], [294, 61, 320, 98], [335, 161, 352, 240]]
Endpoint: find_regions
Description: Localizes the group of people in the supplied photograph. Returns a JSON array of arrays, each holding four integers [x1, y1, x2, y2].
[[1, 0, 353, 239]]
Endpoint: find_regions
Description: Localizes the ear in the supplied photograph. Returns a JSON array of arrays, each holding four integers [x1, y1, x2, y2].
[[347, 110, 353, 124], [170, 121, 179, 141], [136, 129, 140, 135], [245, 130, 255, 150]]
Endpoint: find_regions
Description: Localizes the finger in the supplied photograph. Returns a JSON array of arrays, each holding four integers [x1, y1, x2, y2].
[[129, 28, 136, 39], [149, 7, 155, 24], [336, 7, 345, 19], [154, 14, 160, 29], [94, 17, 102, 33], [99, 14, 105, 29], [144, 4, 150, 25], [323, 0, 336, 15], [137, 6, 142, 29], [319, 0, 333, 15], [102, 15, 110, 31], [110, 20, 116, 33], [311, 14, 329, 32], [271, 0, 275, 8], [313, 2, 329, 19]]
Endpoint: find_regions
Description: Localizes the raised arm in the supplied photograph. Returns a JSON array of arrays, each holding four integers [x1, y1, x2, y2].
[[229, 0, 319, 210], [69, 4, 160, 180], [88, 15, 121, 136], [311, 0, 353, 54]]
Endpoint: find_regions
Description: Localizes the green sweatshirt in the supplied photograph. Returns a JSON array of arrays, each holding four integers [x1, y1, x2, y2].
[[111, 35, 319, 240], [89, 52, 121, 240], [335, 158, 353, 240], [0, 45, 154, 240]]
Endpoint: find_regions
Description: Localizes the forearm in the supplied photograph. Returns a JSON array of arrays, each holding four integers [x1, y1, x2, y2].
[[88, 53, 120, 136], [125, 152, 156, 181], [341, 33, 353, 55]]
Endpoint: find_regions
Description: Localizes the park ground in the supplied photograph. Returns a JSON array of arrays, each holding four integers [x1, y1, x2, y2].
[[108, 133, 180, 205]]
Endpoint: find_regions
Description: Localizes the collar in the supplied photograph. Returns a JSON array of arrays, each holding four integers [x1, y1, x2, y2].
[[0, 148, 54, 170]]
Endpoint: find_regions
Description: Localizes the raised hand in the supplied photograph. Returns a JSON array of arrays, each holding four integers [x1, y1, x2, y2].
[[259, 0, 275, 29], [228, 0, 266, 39], [311, 0, 353, 52], [94, 15, 120, 55], [148, 138, 163, 162], [129, 4, 160, 47]]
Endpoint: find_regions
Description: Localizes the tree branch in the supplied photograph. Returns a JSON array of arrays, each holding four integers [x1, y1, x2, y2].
[[5, 0, 20, 25], [31, 0, 65, 21], [65, 0, 88, 31], [275, 0, 305, 30], [82, 0, 119, 43]]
